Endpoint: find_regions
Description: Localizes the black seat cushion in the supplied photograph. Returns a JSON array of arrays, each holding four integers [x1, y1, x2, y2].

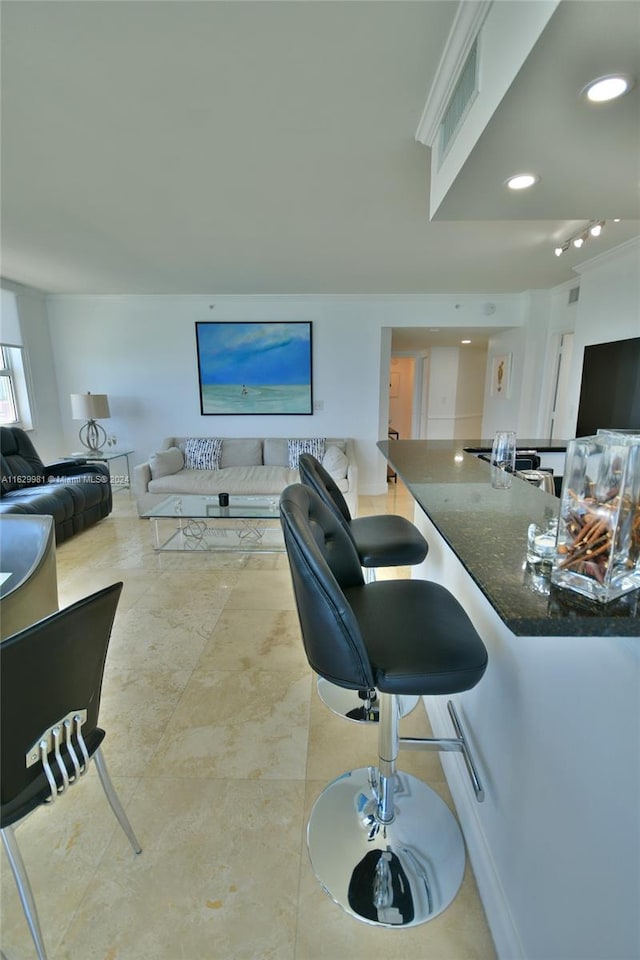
[[281, 482, 487, 698], [349, 515, 428, 567], [345, 580, 488, 696], [298, 452, 428, 568]]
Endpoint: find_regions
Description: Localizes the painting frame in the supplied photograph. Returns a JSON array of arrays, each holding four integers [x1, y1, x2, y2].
[[195, 321, 313, 415], [491, 353, 511, 398]]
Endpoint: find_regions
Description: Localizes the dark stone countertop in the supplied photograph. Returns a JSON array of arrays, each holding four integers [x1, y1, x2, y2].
[[377, 439, 640, 637]]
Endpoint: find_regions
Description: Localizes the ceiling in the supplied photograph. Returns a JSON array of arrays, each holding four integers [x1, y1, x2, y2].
[[392, 326, 496, 352], [1, 0, 639, 297]]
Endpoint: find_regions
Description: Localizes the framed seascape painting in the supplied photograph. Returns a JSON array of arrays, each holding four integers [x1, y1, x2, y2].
[[195, 321, 313, 415]]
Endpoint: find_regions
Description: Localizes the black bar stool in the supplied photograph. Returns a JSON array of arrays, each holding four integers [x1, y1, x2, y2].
[[298, 453, 429, 722], [279, 484, 488, 927]]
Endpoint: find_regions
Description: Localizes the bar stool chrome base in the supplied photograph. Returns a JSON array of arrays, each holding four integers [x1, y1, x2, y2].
[[316, 678, 418, 723], [307, 766, 466, 927]]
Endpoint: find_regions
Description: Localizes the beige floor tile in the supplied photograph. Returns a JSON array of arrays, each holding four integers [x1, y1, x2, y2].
[[98, 660, 196, 778], [244, 551, 292, 570], [147, 667, 312, 780], [56, 565, 153, 611], [0, 488, 496, 960], [56, 778, 304, 960], [225, 568, 297, 610], [107, 606, 220, 673], [198, 608, 308, 673], [0, 769, 141, 960]]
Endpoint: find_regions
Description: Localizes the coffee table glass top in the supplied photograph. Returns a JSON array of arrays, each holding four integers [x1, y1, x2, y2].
[[141, 494, 280, 520]]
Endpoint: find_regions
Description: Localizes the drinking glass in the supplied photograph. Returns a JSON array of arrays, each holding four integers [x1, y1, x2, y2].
[[490, 431, 516, 489]]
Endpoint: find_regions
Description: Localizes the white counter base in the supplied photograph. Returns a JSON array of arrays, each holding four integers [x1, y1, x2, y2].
[[412, 504, 640, 960]]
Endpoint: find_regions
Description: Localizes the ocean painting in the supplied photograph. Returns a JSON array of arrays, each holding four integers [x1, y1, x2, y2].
[[195, 321, 313, 415]]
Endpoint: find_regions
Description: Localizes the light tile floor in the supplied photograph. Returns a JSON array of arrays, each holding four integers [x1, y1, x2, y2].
[[1, 483, 497, 960]]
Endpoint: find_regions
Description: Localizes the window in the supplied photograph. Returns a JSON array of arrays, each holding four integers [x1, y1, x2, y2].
[[0, 344, 33, 428]]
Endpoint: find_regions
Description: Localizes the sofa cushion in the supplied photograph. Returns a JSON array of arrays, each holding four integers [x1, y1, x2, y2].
[[148, 464, 300, 497], [263, 439, 289, 467], [219, 438, 263, 468], [183, 438, 222, 470], [150, 446, 184, 480], [323, 444, 348, 481], [287, 438, 326, 469]]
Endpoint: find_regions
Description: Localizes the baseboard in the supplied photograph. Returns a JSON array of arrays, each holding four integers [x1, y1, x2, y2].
[[423, 696, 525, 960]]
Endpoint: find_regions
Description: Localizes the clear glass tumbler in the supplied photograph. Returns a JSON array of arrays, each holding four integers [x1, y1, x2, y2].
[[491, 431, 517, 489]]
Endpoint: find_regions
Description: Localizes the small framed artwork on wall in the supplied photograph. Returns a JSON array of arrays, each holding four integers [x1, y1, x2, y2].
[[195, 321, 313, 415], [491, 353, 511, 397]]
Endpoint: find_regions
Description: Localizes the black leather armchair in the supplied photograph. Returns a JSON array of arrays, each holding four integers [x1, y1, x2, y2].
[[0, 427, 112, 544]]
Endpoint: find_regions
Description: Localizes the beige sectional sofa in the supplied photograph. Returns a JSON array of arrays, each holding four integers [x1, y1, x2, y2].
[[133, 436, 358, 516]]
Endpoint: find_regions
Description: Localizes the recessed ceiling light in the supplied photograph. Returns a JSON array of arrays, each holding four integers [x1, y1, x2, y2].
[[461, 339, 471, 344], [584, 74, 633, 103], [505, 173, 539, 190]]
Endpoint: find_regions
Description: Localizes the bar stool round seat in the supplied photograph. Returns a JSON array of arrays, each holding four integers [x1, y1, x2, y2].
[[279, 483, 488, 927], [298, 452, 428, 572]]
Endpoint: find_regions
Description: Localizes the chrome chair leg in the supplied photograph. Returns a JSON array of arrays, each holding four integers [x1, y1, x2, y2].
[[306, 691, 466, 927], [316, 677, 418, 724], [93, 748, 142, 854], [1, 824, 49, 960]]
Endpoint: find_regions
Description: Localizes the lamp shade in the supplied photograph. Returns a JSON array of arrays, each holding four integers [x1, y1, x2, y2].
[[70, 393, 111, 420]]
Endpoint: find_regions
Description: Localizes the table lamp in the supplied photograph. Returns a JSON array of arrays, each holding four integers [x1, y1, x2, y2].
[[70, 392, 111, 453]]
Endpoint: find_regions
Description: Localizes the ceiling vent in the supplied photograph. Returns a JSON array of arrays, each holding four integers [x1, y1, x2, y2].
[[438, 39, 479, 163], [568, 286, 580, 304]]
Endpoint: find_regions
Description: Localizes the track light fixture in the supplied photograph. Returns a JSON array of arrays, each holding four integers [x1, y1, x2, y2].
[[553, 220, 607, 257]]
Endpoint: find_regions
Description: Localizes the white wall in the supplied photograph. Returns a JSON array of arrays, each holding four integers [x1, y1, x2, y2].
[[563, 238, 640, 437], [44, 293, 526, 493], [426, 346, 460, 439], [8, 243, 638, 489], [454, 345, 487, 439]]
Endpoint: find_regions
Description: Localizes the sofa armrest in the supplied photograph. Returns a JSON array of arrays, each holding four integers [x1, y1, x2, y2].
[[46, 457, 87, 471], [133, 462, 152, 498], [44, 460, 110, 482]]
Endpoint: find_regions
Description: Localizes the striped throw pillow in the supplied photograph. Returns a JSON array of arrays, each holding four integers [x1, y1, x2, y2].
[[183, 438, 222, 470], [287, 438, 326, 469]]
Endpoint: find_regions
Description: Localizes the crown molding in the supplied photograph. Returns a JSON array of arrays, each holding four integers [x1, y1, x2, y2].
[[0, 277, 48, 299], [415, 0, 492, 147], [573, 236, 640, 275]]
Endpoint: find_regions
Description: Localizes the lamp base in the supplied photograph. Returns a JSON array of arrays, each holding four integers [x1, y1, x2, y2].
[[79, 420, 107, 453]]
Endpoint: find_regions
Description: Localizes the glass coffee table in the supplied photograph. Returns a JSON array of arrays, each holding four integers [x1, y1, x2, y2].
[[141, 494, 283, 552]]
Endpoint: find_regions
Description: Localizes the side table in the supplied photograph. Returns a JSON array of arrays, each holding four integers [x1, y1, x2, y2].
[[65, 450, 133, 489]]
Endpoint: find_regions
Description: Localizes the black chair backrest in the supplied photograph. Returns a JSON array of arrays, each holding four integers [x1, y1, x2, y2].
[[279, 484, 375, 691], [1, 582, 123, 825], [298, 453, 352, 524], [0, 427, 46, 493]]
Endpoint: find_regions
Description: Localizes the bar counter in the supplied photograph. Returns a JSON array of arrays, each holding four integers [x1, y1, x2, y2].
[[377, 438, 639, 637], [377, 438, 640, 960]]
